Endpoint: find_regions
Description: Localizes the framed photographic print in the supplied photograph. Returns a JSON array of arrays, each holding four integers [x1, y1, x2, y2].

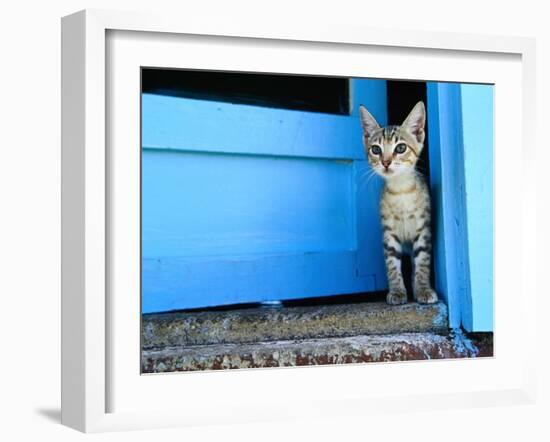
[[61, 9, 537, 432]]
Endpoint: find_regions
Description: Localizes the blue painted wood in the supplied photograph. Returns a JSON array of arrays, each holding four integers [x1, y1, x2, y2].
[[355, 161, 387, 288], [142, 150, 356, 259], [460, 84, 494, 332], [427, 83, 470, 327], [427, 83, 470, 329], [427, 83, 494, 332], [426, 84, 448, 313], [351, 79, 388, 121], [143, 93, 365, 160], [142, 79, 388, 312], [352, 83, 388, 288], [142, 252, 376, 313]]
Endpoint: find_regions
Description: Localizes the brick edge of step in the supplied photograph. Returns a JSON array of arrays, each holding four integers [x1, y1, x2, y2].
[[141, 330, 493, 373]]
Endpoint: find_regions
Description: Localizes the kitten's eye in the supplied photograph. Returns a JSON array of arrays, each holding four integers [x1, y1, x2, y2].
[[370, 145, 382, 155], [394, 143, 407, 154]]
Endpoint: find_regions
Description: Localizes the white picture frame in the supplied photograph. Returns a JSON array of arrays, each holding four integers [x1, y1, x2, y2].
[[61, 9, 537, 433]]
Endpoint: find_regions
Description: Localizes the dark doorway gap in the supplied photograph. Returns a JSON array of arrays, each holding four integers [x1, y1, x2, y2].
[[141, 68, 350, 115]]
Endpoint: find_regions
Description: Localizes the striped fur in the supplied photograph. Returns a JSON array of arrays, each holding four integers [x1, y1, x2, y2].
[[359, 102, 438, 305]]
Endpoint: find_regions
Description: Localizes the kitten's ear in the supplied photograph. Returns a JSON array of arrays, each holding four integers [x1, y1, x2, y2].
[[359, 105, 380, 142], [402, 101, 426, 144]]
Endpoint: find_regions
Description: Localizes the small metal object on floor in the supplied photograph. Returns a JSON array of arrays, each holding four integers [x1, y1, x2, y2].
[[260, 300, 283, 308]]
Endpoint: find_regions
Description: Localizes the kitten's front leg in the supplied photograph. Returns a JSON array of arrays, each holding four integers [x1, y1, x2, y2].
[[412, 226, 438, 304], [383, 229, 407, 305]]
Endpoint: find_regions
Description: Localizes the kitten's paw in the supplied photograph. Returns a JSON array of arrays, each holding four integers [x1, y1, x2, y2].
[[386, 290, 408, 305], [416, 289, 438, 304]]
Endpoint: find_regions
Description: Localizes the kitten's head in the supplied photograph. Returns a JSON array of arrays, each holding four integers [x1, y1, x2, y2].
[[359, 101, 426, 179]]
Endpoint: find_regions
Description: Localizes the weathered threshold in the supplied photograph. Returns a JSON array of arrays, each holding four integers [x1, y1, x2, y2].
[[142, 301, 448, 347]]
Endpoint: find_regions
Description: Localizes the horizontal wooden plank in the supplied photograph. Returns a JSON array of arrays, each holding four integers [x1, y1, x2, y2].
[[142, 93, 366, 160], [142, 251, 375, 313], [142, 150, 356, 258]]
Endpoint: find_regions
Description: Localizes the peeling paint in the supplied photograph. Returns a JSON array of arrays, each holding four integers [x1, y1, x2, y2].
[[450, 328, 478, 357]]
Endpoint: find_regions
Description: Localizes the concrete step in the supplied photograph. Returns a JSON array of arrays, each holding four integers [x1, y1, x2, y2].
[[142, 301, 448, 348], [141, 330, 493, 373]]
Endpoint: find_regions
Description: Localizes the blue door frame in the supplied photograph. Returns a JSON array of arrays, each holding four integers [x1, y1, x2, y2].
[[427, 82, 494, 332]]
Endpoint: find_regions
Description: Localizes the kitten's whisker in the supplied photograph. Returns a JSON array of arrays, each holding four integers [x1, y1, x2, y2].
[[356, 169, 373, 182], [357, 168, 379, 189]]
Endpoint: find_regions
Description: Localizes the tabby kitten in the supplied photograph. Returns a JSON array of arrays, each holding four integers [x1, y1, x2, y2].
[[359, 102, 438, 305]]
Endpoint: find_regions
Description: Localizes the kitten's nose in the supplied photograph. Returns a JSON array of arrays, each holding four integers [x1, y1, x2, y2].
[[382, 159, 392, 169]]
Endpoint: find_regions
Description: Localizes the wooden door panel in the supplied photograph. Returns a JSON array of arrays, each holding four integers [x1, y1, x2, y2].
[[142, 79, 388, 312]]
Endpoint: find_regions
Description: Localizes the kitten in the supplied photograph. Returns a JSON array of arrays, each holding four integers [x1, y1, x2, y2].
[[359, 102, 438, 305]]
